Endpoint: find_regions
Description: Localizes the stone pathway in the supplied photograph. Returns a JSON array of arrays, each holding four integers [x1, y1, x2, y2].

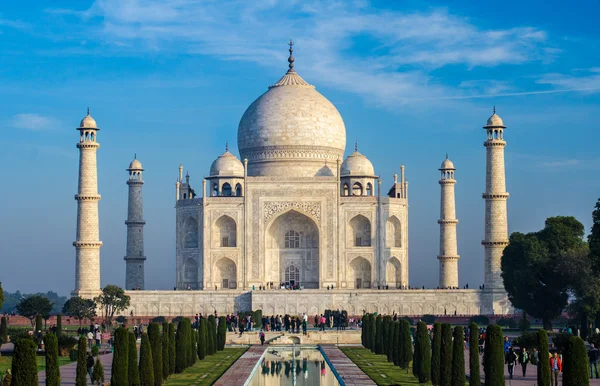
[[320, 345, 376, 386], [38, 353, 113, 385], [213, 345, 267, 386]]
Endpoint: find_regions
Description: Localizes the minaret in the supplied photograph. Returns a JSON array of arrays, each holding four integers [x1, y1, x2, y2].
[[124, 155, 146, 290], [73, 108, 102, 297], [437, 155, 459, 288], [482, 107, 509, 290]]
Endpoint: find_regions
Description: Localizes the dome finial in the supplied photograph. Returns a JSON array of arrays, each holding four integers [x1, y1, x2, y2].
[[446, 153, 448, 160], [134, 153, 137, 159], [225, 141, 229, 152], [87, 107, 90, 116], [355, 140, 358, 152], [288, 39, 295, 72], [493, 105, 496, 114]]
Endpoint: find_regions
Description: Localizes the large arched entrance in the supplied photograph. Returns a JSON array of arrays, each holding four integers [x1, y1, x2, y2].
[[266, 210, 319, 288], [349, 256, 371, 289]]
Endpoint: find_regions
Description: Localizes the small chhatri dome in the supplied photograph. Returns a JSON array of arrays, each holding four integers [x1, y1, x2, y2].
[[484, 106, 506, 128], [78, 107, 98, 129], [210, 145, 244, 177], [440, 154, 455, 170], [128, 155, 143, 170], [341, 144, 376, 177]]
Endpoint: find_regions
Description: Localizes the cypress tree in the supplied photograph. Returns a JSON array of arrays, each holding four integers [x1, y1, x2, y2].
[[399, 319, 412, 370], [469, 323, 481, 386], [386, 317, 394, 362], [415, 321, 431, 383], [431, 322, 442, 385], [161, 328, 169, 381], [0, 316, 7, 344], [197, 318, 207, 360], [93, 356, 105, 386], [362, 314, 370, 349], [128, 332, 140, 386], [483, 324, 504, 386], [451, 326, 465, 386], [35, 314, 43, 334], [375, 314, 383, 354], [440, 323, 453, 386], [11, 338, 38, 386], [111, 327, 129, 386], [361, 314, 366, 347], [537, 329, 550, 386], [218, 316, 227, 351], [369, 314, 376, 353], [563, 336, 589, 385], [148, 323, 163, 385], [45, 333, 60, 386], [392, 321, 400, 366], [76, 336, 88, 386], [139, 333, 154, 386], [168, 323, 176, 375], [189, 328, 196, 366], [207, 316, 216, 355], [175, 319, 188, 372], [56, 314, 62, 337], [381, 316, 389, 358]]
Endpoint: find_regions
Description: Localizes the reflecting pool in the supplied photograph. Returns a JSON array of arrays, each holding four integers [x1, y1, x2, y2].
[[248, 346, 340, 386]]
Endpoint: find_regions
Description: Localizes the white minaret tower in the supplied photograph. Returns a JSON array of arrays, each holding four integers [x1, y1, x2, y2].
[[482, 107, 509, 291], [437, 155, 459, 288], [125, 155, 146, 290], [73, 108, 102, 297]]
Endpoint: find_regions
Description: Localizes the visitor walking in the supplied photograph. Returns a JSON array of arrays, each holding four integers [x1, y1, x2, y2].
[[590, 343, 600, 378], [87, 353, 95, 383], [505, 347, 518, 379], [519, 347, 529, 376], [259, 329, 265, 345], [320, 315, 326, 331], [550, 351, 562, 386]]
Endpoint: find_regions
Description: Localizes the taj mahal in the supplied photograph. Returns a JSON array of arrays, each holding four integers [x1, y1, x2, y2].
[[72, 42, 513, 317]]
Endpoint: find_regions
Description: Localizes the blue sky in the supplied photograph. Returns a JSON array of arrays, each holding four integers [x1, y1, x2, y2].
[[1, 0, 599, 296]]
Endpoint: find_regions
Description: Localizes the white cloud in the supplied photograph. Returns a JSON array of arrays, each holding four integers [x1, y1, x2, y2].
[[537, 68, 600, 91], [539, 159, 580, 168], [11, 113, 59, 131]]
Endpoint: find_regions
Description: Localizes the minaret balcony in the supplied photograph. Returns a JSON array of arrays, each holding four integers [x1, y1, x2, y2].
[[74, 194, 101, 201], [481, 240, 509, 246], [76, 142, 100, 149], [73, 241, 103, 248], [483, 140, 506, 147], [481, 193, 509, 199], [437, 219, 458, 225], [437, 254, 460, 260]]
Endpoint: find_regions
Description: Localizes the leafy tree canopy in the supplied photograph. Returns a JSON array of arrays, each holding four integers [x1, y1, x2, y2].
[[0, 282, 3, 310], [62, 297, 97, 325], [0, 290, 67, 314], [94, 285, 130, 328], [16, 294, 54, 326]]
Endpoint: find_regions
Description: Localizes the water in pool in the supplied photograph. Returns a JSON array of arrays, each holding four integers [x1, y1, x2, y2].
[[248, 346, 340, 386]]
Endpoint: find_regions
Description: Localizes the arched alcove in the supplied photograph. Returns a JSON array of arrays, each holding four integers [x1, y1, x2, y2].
[[214, 257, 237, 289], [222, 182, 232, 196], [352, 182, 363, 196], [386, 256, 402, 288], [349, 257, 371, 289], [348, 214, 371, 247], [213, 215, 236, 247], [183, 258, 198, 288], [182, 217, 198, 248], [386, 216, 402, 248]]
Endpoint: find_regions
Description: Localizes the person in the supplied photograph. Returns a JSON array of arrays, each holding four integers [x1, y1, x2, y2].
[[259, 329, 265, 345], [505, 347, 518, 379], [320, 315, 326, 331], [504, 336, 511, 353], [239, 322, 244, 337], [95, 329, 102, 347], [550, 351, 562, 386], [589, 343, 599, 378], [87, 353, 95, 383], [531, 347, 538, 365], [519, 347, 529, 376], [87, 330, 94, 349]]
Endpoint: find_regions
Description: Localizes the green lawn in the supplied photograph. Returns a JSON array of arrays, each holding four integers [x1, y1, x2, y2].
[[339, 346, 429, 385], [0, 355, 74, 375], [164, 347, 248, 386]]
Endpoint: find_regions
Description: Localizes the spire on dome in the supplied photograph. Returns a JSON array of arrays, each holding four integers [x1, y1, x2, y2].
[[87, 107, 90, 116], [134, 153, 137, 159], [225, 141, 229, 152], [355, 141, 358, 152], [446, 153, 448, 160], [288, 39, 295, 72], [493, 105, 496, 114]]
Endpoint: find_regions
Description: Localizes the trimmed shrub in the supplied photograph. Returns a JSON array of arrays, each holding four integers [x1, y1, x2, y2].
[[128, 332, 140, 386], [563, 336, 589, 385], [483, 324, 504, 386], [392, 321, 400, 366], [422, 314, 436, 324], [440, 323, 453, 386], [45, 333, 60, 386], [399, 319, 412, 370], [537, 329, 550, 386], [35, 314, 43, 334], [0, 317, 7, 344], [518, 313, 531, 333], [92, 345, 99, 357], [76, 336, 88, 386], [252, 310, 263, 329], [168, 323, 176, 375], [93, 357, 105, 385], [497, 317, 517, 329], [431, 322, 442, 385], [111, 327, 129, 386], [58, 334, 78, 357], [451, 326, 465, 386], [11, 338, 38, 386], [56, 314, 62, 337], [469, 315, 489, 326], [148, 323, 163, 385], [469, 323, 481, 386], [207, 315, 217, 355], [198, 318, 207, 360], [551, 332, 571, 353], [513, 332, 538, 350], [218, 316, 227, 351], [139, 333, 154, 386], [175, 319, 189, 372], [374, 314, 383, 354], [414, 321, 431, 383], [152, 316, 166, 324], [401, 316, 414, 325], [161, 326, 169, 381]]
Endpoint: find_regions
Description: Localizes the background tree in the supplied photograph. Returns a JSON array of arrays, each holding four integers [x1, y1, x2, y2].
[[162, 322, 169, 381], [400, 319, 412, 370], [0, 282, 3, 310], [63, 297, 97, 327], [56, 314, 62, 337], [431, 322, 442, 385], [35, 314, 43, 333], [11, 339, 38, 386], [469, 323, 481, 386], [451, 326, 465, 386], [148, 323, 163, 386], [111, 327, 129, 386], [93, 356, 105, 386], [45, 333, 60, 386], [95, 285, 130, 329], [139, 333, 154, 386], [440, 323, 453, 386], [217, 316, 227, 351], [128, 332, 140, 386], [0, 317, 7, 345], [415, 321, 431, 383], [16, 294, 53, 327], [168, 323, 176, 375], [374, 314, 383, 354], [76, 336, 88, 386], [563, 336, 589, 386], [537, 330, 550, 386], [483, 324, 504, 386]]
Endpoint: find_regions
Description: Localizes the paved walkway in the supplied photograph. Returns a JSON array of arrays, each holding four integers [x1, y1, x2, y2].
[[213, 345, 267, 386], [38, 353, 113, 385], [321, 345, 376, 386]]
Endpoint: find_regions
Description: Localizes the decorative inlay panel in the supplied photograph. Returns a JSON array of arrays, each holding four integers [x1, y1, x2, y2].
[[264, 201, 321, 222]]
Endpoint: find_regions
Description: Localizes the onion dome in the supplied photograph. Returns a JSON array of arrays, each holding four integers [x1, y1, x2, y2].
[[439, 154, 455, 170], [341, 142, 376, 177], [78, 107, 98, 129], [484, 106, 506, 128], [128, 155, 143, 171], [210, 144, 244, 177]]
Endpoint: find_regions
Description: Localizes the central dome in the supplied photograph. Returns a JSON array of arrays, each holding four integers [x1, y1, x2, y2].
[[237, 50, 346, 177]]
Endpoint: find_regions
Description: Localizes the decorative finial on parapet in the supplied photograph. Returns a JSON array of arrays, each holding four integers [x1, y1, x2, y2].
[[288, 39, 295, 72]]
